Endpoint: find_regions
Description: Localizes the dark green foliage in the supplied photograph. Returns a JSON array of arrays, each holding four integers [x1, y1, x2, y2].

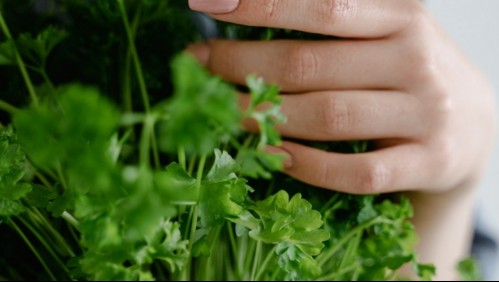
[[0, 1, 440, 281]]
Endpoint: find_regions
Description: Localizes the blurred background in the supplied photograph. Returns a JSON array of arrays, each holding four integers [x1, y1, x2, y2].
[[426, 0, 499, 280]]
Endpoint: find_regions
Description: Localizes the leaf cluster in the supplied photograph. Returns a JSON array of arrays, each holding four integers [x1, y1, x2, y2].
[[0, 1, 441, 281]]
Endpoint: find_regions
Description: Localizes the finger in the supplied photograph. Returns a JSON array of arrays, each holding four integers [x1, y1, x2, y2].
[[203, 39, 405, 92], [189, 0, 422, 38], [240, 90, 425, 141], [274, 141, 431, 194]]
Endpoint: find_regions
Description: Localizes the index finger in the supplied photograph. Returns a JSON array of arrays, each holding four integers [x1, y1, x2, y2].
[[188, 0, 424, 38]]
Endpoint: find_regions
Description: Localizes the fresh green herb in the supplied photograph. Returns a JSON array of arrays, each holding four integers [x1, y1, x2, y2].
[[0, 0, 445, 281]]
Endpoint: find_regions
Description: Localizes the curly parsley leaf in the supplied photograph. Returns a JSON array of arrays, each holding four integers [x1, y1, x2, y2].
[[235, 75, 286, 179], [0, 128, 30, 217], [16, 26, 69, 67], [199, 149, 251, 228], [235, 146, 284, 179], [245, 74, 285, 149], [13, 83, 119, 172], [247, 190, 330, 280], [158, 53, 242, 156]]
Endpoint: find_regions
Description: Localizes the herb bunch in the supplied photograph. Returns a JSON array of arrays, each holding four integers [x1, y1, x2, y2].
[[1, 0, 434, 281]]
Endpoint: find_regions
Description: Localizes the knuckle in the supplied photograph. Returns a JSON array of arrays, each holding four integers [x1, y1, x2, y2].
[[355, 158, 390, 194], [210, 42, 237, 78], [320, 0, 352, 30], [401, 1, 431, 33], [403, 44, 440, 86], [282, 44, 318, 87], [422, 85, 454, 131], [261, 0, 281, 21], [316, 160, 334, 189], [320, 96, 351, 137], [430, 138, 456, 178], [409, 2, 431, 29]]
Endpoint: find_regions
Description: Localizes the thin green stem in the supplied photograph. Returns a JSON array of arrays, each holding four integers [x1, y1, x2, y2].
[[117, 0, 150, 113], [386, 269, 400, 281], [255, 245, 278, 281], [180, 206, 197, 280], [0, 99, 19, 114], [180, 154, 207, 280], [40, 68, 56, 94], [30, 208, 76, 257], [35, 172, 52, 189], [316, 261, 360, 281], [139, 114, 154, 168], [319, 192, 340, 215], [243, 236, 258, 279], [317, 217, 388, 266], [187, 154, 197, 175], [55, 163, 68, 191], [194, 152, 207, 195], [337, 229, 362, 272], [250, 240, 263, 281], [198, 225, 222, 280], [150, 125, 160, 168], [8, 219, 57, 281], [123, 42, 133, 113], [0, 11, 39, 106], [61, 211, 80, 229], [226, 222, 239, 268], [236, 233, 248, 280], [17, 216, 70, 277], [178, 146, 186, 170], [270, 266, 282, 280]]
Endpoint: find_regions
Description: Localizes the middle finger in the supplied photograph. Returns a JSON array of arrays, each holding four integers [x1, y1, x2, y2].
[[204, 39, 405, 92]]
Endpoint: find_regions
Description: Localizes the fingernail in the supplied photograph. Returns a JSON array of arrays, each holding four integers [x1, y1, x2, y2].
[[189, 0, 240, 14], [185, 43, 210, 65], [265, 146, 293, 169]]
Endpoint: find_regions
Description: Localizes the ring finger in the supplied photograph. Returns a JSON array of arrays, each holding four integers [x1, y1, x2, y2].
[[239, 90, 425, 141]]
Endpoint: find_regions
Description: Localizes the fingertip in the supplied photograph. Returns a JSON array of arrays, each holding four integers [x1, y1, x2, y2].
[[264, 145, 293, 169], [185, 43, 211, 66], [188, 0, 240, 14]]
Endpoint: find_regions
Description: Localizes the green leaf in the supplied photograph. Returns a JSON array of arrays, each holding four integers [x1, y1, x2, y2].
[[457, 257, 482, 281], [248, 190, 330, 280], [0, 128, 30, 217], [154, 162, 198, 205], [0, 40, 15, 65], [205, 149, 240, 182], [158, 53, 242, 155], [197, 149, 252, 227], [245, 74, 286, 149], [138, 220, 189, 271], [0, 183, 31, 201], [13, 83, 120, 172], [199, 179, 249, 227], [413, 262, 436, 281], [235, 146, 284, 179], [117, 168, 177, 242], [356, 195, 378, 223], [16, 26, 69, 66], [0, 129, 27, 193], [0, 198, 26, 216], [246, 74, 281, 109], [24, 184, 60, 208], [276, 242, 322, 281]]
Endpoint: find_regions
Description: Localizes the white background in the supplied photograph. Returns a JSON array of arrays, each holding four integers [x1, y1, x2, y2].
[[426, 0, 499, 279]]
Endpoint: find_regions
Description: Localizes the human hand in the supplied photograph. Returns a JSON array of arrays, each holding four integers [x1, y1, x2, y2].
[[186, 0, 497, 196]]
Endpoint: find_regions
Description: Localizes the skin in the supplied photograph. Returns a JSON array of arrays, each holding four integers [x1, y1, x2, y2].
[[187, 0, 498, 280]]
